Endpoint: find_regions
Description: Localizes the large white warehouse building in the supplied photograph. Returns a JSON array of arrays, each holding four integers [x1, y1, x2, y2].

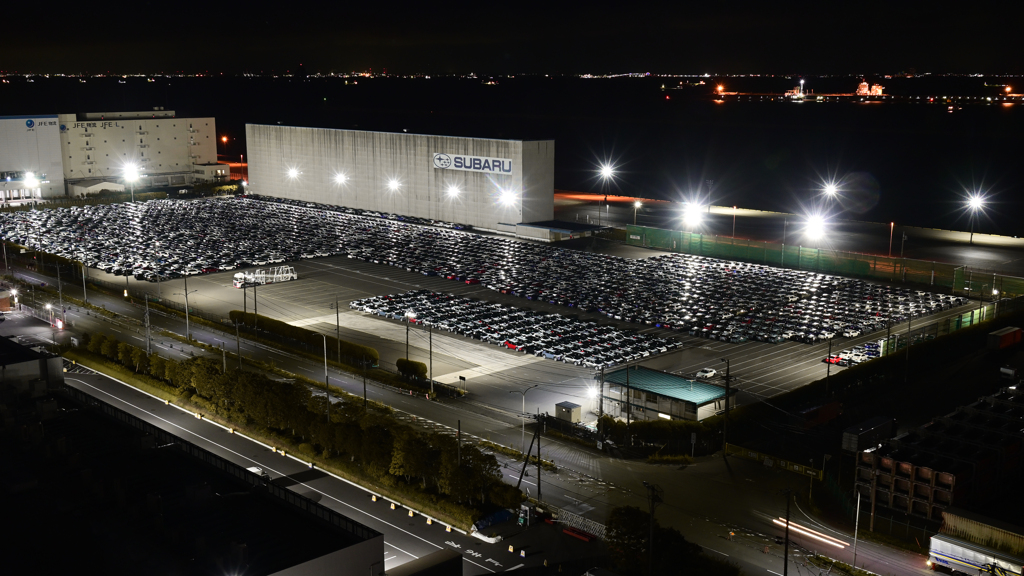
[[0, 110, 224, 201], [245, 125, 555, 232]]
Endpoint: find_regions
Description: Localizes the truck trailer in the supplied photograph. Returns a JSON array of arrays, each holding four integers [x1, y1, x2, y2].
[[929, 533, 1023, 575]]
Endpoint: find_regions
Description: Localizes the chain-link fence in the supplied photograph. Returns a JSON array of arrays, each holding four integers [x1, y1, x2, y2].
[[627, 225, 1024, 297]]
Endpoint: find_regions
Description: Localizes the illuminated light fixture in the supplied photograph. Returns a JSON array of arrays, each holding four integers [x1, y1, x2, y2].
[[634, 200, 642, 209], [447, 185, 460, 197], [682, 204, 703, 228], [287, 168, 299, 179], [24, 171, 39, 188], [499, 189, 516, 206], [335, 173, 348, 185], [599, 165, 615, 179], [586, 387, 598, 398], [805, 215, 825, 240], [773, 518, 849, 549], [123, 164, 139, 183], [388, 178, 400, 191], [824, 183, 838, 196], [221, 136, 228, 143], [968, 195, 984, 211], [241, 180, 248, 187]]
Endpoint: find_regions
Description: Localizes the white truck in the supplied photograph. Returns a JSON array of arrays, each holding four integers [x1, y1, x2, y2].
[[232, 266, 298, 288]]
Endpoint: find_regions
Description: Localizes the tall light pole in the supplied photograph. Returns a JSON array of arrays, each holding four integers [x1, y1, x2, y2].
[[318, 333, 330, 421], [888, 222, 894, 258], [598, 164, 614, 226], [45, 303, 53, 326], [124, 163, 140, 203], [967, 194, 984, 245], [509, 384, 539, 453], [174, 274, 197, 342], [633, 200, 642, 226]]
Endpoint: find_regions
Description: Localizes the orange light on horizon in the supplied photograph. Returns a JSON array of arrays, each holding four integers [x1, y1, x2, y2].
[[1006, 86, 1012, 93], [717, 85, 724, 92], [221, 136, 228, 143]]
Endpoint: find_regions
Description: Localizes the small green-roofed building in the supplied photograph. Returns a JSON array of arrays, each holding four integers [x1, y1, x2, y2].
[[602, 366, 727, 421]]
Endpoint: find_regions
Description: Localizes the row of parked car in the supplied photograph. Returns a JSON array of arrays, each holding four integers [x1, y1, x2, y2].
[[0, 196, 964, 348], [0, 195, 468, 281], [349, 290, 681, 368]]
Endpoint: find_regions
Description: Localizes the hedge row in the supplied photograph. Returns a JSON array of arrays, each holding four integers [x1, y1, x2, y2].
[[229, 310, 379, 364], [396, 358, 428, 379]]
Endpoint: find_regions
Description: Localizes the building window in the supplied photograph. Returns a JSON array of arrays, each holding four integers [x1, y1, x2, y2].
[[646, 392, 657, 403], [88, 169, 92, 173]]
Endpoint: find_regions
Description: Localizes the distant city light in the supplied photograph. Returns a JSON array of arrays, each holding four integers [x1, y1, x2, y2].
[[221, 136, 228, 144], [388, 179, 401, 191]]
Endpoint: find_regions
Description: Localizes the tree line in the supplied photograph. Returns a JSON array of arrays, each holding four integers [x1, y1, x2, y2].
[[77, 333, 522, 526]]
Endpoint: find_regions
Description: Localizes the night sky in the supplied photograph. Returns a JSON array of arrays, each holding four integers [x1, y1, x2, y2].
[[3, 3, 1021, 74]]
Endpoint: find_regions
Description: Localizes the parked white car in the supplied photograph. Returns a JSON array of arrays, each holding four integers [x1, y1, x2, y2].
[[695, 368, 717, 379]]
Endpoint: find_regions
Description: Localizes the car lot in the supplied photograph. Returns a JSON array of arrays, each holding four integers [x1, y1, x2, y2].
[[1, 195, 964, 349], [350, 290, 680, 369]]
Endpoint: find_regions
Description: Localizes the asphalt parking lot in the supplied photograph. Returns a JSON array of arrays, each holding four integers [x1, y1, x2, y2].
[[3, 196, 984, 419]]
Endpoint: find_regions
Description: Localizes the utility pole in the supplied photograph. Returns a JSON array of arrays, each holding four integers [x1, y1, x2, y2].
[[335, 295, 340, 362], [253, 283, 258, 333], [721, 358, 731, 453], [362, 356, 368, 409], [81, 261, 88, 304], [318, 334, 330, 422], [825, 338, 832, 395], [174, 274, 197, 342], [235, 321, 241, 369], [642, 481, 663, 576], [783, 490, 792, 576], [625, 363, 631, 444], [2, 241, 7, 271], [144, 295, 151, 355], [599, 366, 605, 418], [429, 325, 433, 395], [905, 312, 912, 384], [852, 490, 861, 569], [536, 411, 542, 502]]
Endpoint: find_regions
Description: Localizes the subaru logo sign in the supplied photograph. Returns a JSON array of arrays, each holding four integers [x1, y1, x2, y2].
[[60, 124, 67, 133], [432, 152, 513, 174], [25, 119, 34, 128], [433, 153, 452, 169]]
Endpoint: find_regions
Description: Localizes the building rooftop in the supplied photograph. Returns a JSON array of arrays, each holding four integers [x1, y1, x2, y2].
[[605, 366, 725, 405]]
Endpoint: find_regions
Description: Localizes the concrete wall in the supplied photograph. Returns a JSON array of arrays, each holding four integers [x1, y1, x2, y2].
[[245, 125, 554, 231], [0, 115, 65, 199], [58, 113, 218, 187]]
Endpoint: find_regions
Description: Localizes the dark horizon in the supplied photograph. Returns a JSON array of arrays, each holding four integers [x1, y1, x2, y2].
[[3, 4, 1022, 75]]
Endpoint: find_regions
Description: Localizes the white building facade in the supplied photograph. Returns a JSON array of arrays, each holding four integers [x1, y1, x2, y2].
[[0, 115, 65, 201], [0, 110, 223, 201], [245, 125, 555, 231]]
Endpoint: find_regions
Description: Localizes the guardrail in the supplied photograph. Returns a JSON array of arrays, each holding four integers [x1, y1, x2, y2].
[[725, 443, 823, 481]]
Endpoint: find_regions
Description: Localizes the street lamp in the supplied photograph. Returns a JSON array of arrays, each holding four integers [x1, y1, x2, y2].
[[823, 183, 838, 197], [633, 200, 642, 225], [123, 163, 140, 202], [405, 311, 415, 359], [509, 384, 539, 453], [388, 178, 401, 192], [447, 185, 461, 198], [45, 303, 53, 325], [967, 194, 984, 245], [805, 215, 825, 242], [334, 173, 348, 185]]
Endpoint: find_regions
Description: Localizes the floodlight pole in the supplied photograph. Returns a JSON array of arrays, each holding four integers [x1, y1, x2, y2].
[[888, 222, 894, 258], [781, 218, 788, 267], [826, 338, 832, 395], [81, 261, 88, 304], [145, 294, 151, 355], [57, 264, 65, 325], [175, 274, 197, 342]]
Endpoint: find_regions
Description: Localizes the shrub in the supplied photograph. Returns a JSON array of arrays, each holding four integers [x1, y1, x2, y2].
[[396, 358, 428, 380]]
